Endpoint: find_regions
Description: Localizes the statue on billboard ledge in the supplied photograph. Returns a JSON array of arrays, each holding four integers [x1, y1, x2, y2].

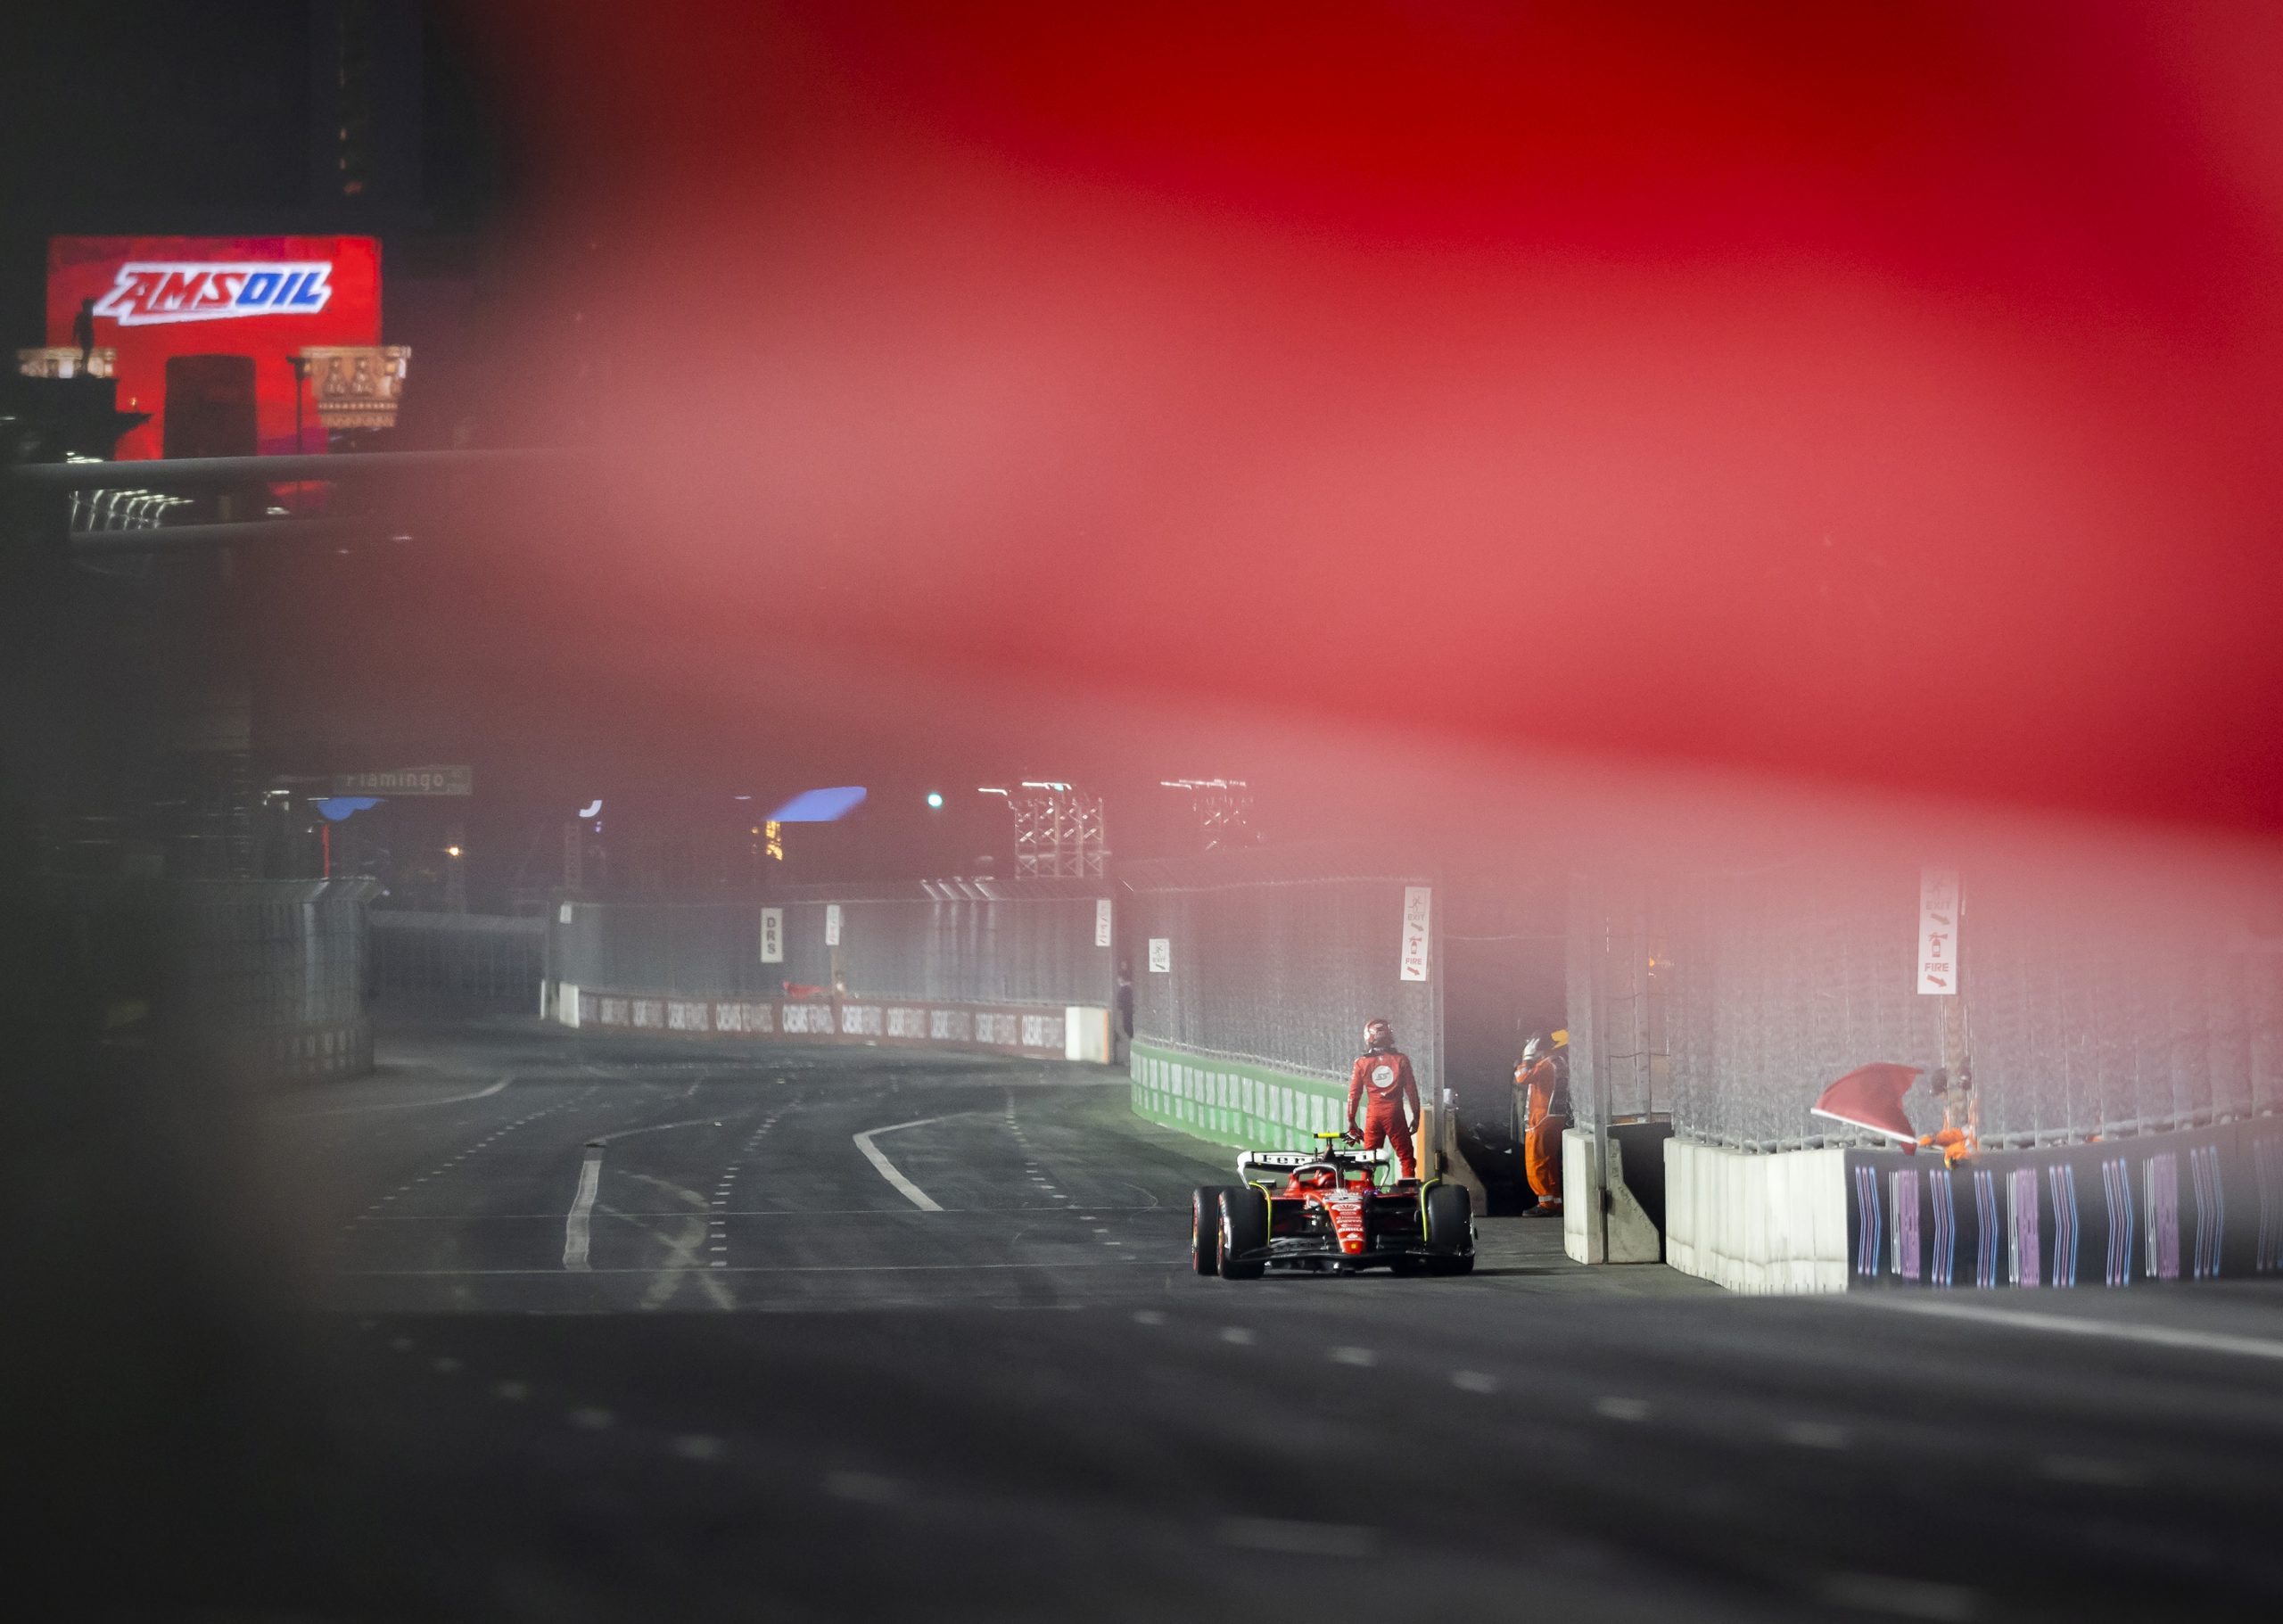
[[302, 345, 410, 437]]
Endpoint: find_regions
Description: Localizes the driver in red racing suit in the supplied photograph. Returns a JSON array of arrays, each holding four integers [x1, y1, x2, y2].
[[1346, 1018, 1421, 1181]]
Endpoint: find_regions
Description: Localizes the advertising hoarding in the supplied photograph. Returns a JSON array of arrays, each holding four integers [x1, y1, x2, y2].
[[47, 235, 382, 460]]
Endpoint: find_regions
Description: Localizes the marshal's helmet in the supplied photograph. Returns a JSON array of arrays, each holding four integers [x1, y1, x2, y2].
[[1364, 1018, 1396, 1052], [1522, 1028, 1570, 1066]]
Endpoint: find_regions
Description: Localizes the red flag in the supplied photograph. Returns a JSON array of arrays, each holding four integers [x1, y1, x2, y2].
[[1811, 1063, 1924, 1142]]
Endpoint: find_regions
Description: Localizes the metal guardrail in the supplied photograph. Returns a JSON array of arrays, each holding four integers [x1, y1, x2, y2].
[[3, 448, 573, 490]]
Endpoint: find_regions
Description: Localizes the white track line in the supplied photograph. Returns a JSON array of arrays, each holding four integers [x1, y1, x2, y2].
[[853, 1117, 951, 1211], [562, 1147, 604, 1269], [587, 1115, 723, 1146], [276, 1074, 513, 1119], [1858, 1296, 2283, 1363]]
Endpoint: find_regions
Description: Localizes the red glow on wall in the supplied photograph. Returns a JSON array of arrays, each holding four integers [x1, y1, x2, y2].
[[46, 235, 381, 460]]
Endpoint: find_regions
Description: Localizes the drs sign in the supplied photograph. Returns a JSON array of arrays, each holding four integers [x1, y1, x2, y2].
[[759, 908, 784, 965]]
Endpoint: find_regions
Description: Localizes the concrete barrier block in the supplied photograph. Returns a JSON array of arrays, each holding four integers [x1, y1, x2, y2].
[[1662, 1138, 1849, 1294], [1064, 1006, 1111, 1063], [1562, 1125, 1662, 1265]]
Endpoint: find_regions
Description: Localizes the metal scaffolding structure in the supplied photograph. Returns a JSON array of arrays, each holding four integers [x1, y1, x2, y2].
[[1160, 778, 1259, 852], [999, 782, 1108, 880]]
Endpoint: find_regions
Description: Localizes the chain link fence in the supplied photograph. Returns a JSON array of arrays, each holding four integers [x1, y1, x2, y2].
[[552, 886, 1114, 1010], [38, 876, 379, 1084], [371, 911, 546, 1008], [1572, 859, 2283, 1151], [1961, 868, 2283, 1145], [1121, 846, 1439, 1093]]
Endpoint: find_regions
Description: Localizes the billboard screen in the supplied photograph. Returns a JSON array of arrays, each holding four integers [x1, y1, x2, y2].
[[47, 235, 381, 460]]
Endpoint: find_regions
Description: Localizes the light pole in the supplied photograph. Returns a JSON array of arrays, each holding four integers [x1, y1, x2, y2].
[[285, 353, 313, 512], [286, 352, 311, 450]]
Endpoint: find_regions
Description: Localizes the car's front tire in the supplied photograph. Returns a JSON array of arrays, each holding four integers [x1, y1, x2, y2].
[[1424, 1182, 1474, 1275], [1218, 1186, 1267, 1280]]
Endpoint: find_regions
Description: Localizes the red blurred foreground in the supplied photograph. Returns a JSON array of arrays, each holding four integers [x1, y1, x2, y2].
[[465, 1, 2283, 837]]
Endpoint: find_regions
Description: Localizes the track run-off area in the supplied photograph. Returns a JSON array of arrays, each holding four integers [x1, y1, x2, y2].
[[192, 1013, 2283, 1621]]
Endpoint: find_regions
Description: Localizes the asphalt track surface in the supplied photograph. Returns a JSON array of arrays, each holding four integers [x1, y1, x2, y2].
[[61, 1013, 2283, 1620]]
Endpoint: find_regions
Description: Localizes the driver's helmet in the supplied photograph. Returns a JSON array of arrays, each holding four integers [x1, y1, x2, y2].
[[1295, 1165, 1338, 1190], [1363, 1018, 1396, 1053]]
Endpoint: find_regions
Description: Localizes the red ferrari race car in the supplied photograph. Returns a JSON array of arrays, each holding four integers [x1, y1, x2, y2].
[[1191, 1133, 1474, 1279]]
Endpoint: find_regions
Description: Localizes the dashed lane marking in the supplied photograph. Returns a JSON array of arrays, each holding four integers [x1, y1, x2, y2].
[[1328, 1346, 1376, 1366], [1814, 1571, 1980, 1621], [1451, 1371, 1498, 1393], [1779, 1420, 1850, 1450], [2039, 1454, 2142, 1487], [568, 1407, 615, 1430], [1218, 1517, 1379, 1557], [492, 1381, 529, 1402], [1220, 1327, 1257, 1346], [562, 1147, 604, 1270], [1594, 1397, 1652, 1422], [824, 1471, 906, 1505]]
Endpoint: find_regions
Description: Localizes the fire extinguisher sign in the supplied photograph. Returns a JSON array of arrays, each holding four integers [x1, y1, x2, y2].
[[1917, 867, 1960, 994]]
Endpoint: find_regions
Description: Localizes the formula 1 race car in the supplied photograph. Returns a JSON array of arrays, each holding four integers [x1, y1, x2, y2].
[[1192, 1133, 1474, 1278]]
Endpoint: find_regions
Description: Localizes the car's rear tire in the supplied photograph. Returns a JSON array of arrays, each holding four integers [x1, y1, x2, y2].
[[1218, 1186, 1267, 1280], [1191, 1186, 1224, 1275], [1424, 1182, 1474, 1275]]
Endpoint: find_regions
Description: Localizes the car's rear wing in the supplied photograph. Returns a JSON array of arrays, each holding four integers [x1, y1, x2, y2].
[[1237, 1146, 1387, 1181]]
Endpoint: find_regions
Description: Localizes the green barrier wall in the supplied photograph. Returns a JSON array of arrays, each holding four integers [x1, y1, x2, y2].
[[1129, 1040, 1356, 1155]]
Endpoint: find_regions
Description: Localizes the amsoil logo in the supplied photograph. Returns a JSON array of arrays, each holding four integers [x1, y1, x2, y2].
[[91, 261, 334, 326]]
